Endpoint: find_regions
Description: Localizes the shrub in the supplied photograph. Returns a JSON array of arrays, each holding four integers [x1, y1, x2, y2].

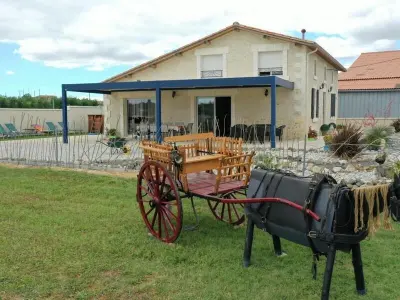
[[254, 153, 279, 170], [330, 123, 363, 159], [364, 125, 394, 150], [336, 124, 345, 130], [329, 123, 336, 129], [391, 119, 400, 133], [308, 126, 318, 139], [320, 124, 330, 133], [108, 128, 117, 136]]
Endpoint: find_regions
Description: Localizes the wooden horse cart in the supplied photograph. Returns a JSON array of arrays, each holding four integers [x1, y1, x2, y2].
[[136, 132, 320, 243]]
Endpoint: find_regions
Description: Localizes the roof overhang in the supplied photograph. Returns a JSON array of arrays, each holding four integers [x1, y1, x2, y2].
[[63, 76, 294, 95]]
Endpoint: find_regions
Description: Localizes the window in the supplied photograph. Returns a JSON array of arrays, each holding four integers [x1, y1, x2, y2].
[[324, 66, 327, 81], [258, 51, 283, 76], [311, 88, 315, 118], [314, 60, 317, 77], [330, 94, 336, 117], [127, 99, 155, 134], [200, 54, 223, 78], [316, 90, 319, 118]]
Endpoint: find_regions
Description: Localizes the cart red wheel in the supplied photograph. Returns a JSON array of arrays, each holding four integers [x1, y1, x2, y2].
[[207, 193, 245, 226], [137, 160, 183, 243]]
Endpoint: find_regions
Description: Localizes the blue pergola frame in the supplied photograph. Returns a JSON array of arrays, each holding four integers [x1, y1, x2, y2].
[[61, 76, 294, 148]]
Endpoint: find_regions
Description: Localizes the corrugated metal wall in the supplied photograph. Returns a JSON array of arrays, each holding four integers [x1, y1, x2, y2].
[[339, 90, 400, 118]]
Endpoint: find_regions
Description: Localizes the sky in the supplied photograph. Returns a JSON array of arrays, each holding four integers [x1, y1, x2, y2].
[[0, 0, 399, 99]]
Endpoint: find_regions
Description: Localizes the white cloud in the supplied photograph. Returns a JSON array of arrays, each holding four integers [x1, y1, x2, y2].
[[5, 70, 15, 75], [0, 0, 399, 71]]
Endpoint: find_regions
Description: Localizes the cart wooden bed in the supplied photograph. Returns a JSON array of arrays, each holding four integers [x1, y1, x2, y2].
[[136, 132, 320, 243]]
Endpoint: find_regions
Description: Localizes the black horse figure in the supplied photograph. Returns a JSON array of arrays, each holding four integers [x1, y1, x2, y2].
[[243, 168, 400, 300]]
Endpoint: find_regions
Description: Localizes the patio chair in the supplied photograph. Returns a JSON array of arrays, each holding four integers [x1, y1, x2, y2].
[[46, 121, 61, 134], [4, 123, 23, 136], [230, 124, 248, 140], [0, 124, 11, 138]]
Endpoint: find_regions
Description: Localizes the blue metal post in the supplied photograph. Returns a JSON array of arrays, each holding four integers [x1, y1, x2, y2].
[[270, 77, 276, 148], [156, 87, 162, 143], [61, 86, 69, 144]]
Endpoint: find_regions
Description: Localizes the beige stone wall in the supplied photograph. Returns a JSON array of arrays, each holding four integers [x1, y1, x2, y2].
[[0, 106, 103, 132], [306, 51, 339, 134], [106, 86, 304, 138]]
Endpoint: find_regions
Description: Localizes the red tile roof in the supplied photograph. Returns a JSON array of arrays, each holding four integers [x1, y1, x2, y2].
[[339, 50, 400, 90]]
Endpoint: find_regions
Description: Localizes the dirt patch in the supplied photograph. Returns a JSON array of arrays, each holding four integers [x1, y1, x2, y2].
[[102, 270, 121, 278], [0, 162, 138, 179]]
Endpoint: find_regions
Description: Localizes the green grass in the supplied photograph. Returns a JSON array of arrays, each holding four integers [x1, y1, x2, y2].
[[0, 166, 399, 300]]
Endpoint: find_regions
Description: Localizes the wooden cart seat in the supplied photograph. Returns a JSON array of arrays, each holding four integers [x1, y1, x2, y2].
[[187, 172, 245, 196]]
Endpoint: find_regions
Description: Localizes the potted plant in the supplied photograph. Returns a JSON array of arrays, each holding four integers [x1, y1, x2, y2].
[[106, 128, 126, 148], [323, 134, 333, 151], [108, 128, 117, 138], [391, 119, 400, 133], [307, 126, 318, 141], [320, 124, 330, 136]]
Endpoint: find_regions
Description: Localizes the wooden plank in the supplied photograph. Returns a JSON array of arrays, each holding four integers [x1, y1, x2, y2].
[[182, 155, 223, 174], [164, 132, 214, 143]]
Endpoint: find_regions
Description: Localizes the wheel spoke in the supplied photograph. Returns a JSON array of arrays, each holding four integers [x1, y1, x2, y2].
[[212, 201, 220, 211], [159, 209, 170, 240], [145, 205, 155, 217], [220, 203, 225, 219], [159, 173, 167, 196], [227, 203, 232, 223], [232, 203, 240, 219], [160, 205, 176, 233], [157, 209, 162, 238], [151, 209, 158, 228]]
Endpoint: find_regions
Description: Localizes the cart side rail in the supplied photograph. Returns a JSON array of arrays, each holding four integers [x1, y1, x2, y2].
[[215, 151, 255, 194]]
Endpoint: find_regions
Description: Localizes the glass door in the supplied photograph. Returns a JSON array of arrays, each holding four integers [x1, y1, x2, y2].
[[197, 97, 215, 133], [127, 98, 155, 134]]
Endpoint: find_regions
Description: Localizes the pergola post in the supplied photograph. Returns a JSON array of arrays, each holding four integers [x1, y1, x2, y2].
[[156, 87, 162, 143], [270, 77, 277, 148], [61, 86, 69, 144]]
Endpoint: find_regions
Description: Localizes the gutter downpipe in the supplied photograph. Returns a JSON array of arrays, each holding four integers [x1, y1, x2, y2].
[[305, 47, 318, 135]]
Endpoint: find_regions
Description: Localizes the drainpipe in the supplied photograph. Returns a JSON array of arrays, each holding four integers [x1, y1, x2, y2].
[[305, 47, 318, 135]]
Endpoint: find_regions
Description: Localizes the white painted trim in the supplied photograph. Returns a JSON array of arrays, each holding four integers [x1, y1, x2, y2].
[[312, 118, 319, 123], [251, 43, 289, 78], [195, 47, 229, 78]]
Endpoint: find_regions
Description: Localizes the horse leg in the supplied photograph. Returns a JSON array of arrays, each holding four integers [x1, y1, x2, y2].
[[272, 234, 285, 256], [321, 244, 336, 300], [352, 243, 366, 295], [243, 219, 255, 268]]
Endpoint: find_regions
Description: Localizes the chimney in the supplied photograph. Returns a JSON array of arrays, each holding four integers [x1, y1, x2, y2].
[[301, 29, 306, 39]]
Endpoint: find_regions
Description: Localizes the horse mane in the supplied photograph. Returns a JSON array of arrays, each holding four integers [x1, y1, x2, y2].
[[352, 184, 391, 234]]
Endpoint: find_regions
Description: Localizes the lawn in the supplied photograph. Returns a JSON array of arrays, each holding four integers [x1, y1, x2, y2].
[[0, 166, 399, 300]]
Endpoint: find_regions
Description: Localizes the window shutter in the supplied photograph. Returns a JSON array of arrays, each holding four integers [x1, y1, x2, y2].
[[316, 90, 319, 118], [311, 88, 315, 118], [258, 51, 283, 69], [201, 54, 223, 71], [330, 94, 336, 117]]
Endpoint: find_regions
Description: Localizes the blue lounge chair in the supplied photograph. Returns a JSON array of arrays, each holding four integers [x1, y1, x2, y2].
[[5, 123, 22, 136], [46, 121, 61, 134]]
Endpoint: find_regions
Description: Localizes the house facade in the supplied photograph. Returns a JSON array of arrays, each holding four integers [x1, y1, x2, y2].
[[338, 50, 400, 126], [103, 22, 345, 139]]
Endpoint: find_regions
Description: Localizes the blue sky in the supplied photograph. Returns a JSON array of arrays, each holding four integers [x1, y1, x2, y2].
[[1, 0, 399, 99]]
